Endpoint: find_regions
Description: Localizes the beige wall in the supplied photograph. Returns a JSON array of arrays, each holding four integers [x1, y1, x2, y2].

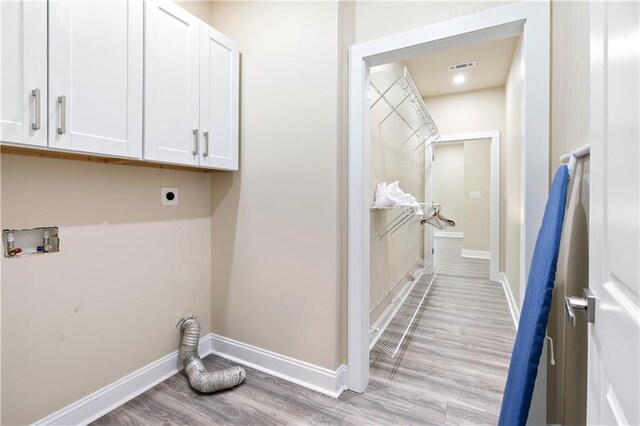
[[504, 37, 523, 302], [424, 87, 506, 135], [353, 1, 508, 43], [1, 155, 213, 425], [369, 65, 424, 325], [547, 2, 591, 424], [433, 143, 465, 233], [464, 139, 491, 251], [209, 1, 342, 370], [176, 0, 212, 22]]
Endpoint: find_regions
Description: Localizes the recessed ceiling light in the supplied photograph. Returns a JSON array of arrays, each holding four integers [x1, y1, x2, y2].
[[454, 75, 466, 85]]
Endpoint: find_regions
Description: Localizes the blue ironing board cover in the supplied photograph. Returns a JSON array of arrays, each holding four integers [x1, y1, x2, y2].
[[498, 165, 569, 426]]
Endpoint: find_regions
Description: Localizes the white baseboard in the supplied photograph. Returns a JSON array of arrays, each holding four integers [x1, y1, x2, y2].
[[434, 231, 463, 238], [35, 335, 213, 426], [209, 333, 348, 398], [35, 333, 348, 425], [500, 272, 520, 329], [461, 249, 491, 260]]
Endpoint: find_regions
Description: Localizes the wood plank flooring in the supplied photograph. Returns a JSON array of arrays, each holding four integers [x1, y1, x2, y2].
[[434, 237, 490, 279], [94, 244, 514, 425]]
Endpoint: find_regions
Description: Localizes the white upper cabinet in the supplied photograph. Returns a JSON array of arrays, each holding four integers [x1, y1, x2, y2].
[[2, 0, 238, 170], [144, 0, 200, 166], [1, 1, 48, 147], [48, 0, 143, 158], [199, 25, 239, 170], [145, 0, 239, 170]]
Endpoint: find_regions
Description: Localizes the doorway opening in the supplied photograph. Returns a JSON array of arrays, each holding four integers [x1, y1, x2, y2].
[[431, 133, 500, 282], [347, 3, 550, 420]]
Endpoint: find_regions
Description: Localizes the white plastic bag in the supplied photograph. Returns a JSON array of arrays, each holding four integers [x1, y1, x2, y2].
[[373, 181, 423, 215]]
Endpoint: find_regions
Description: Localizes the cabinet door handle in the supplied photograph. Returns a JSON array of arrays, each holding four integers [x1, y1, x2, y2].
[[203, 131, 209, 157], [193, 129, 199, 156], [31, 88, 41, 130], [57, 95, 66, 134]]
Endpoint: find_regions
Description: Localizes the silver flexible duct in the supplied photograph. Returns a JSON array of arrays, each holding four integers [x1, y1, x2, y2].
[[177, 314, 246, 393]]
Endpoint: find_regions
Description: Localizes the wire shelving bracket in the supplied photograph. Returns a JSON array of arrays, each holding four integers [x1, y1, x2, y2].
[[370, 66, 441, 152]]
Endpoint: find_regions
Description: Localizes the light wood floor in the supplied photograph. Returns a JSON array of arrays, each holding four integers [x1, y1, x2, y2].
[[434, 237, 491, 279], [94, 248, 514, 425]]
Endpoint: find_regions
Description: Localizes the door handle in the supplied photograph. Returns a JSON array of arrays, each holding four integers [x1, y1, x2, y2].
[[193, 129, 199, 156], [564, 288, 595, 327], [203, 131, 209, 157], [57, 95, 66, 134], [31, 88, 41, 130]]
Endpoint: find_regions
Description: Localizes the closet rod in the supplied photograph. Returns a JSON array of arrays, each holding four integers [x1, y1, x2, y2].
[[387, 204, 440, 236]]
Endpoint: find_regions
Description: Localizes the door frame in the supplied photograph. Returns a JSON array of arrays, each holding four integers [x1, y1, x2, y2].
[[347, 1, 550, 394], [426, 131, 501, 282]]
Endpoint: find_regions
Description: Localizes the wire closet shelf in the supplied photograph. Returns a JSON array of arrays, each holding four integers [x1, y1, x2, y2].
[[369, 66, 441, 153], [370, 271, 439, 358], [370, 203, 441, 240], [368, 66, 444, 359]]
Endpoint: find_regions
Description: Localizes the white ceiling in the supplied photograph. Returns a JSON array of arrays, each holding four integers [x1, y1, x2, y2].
[[405, 36, 519, 98]]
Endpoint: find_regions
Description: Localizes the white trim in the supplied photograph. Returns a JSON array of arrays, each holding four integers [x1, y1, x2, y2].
[[348, 1, 549, 393], [436, 130, 501, 282], [500, 272, 521, 329], [461, 249, 491, 260], [34, 335, 214, 426], [34, 333, 348, 425], [433, 231, 463, 239], [209, 334, 348, 398]]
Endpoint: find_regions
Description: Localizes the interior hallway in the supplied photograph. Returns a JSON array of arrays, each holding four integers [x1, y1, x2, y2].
[[95, 245, 514, 425]]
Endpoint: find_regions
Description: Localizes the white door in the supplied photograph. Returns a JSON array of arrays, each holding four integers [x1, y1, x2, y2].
[[588, 2, 639, 425], [144, 0, 200, 166], [1, 0, 47, 147], [48, 0, 143, 157], [199, 25, 239, 170]]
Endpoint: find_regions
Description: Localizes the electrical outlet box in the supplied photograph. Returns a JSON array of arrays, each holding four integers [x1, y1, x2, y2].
[[470, 191, 482, 199], [161, 187, 179, 206]]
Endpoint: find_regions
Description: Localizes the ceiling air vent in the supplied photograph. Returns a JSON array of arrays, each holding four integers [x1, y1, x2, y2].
[[447, 61, 476, 72]]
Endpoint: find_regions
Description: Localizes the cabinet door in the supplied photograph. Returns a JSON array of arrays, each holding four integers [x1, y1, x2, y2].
[[48, 0, 143, 157], [1, 0, 47, 147], [199, 25, 240, 170], [144, 0, 200, 166]]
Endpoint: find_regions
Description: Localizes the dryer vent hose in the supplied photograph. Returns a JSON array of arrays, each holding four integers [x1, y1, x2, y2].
[[177, 314, 246, 393]]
